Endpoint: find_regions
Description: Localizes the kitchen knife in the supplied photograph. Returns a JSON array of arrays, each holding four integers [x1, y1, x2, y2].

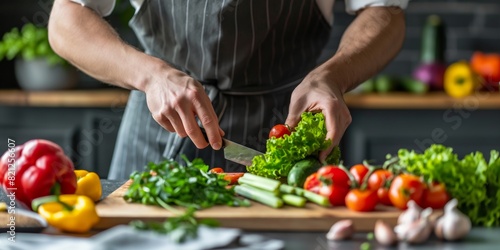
[[200, 127, 264, 166]]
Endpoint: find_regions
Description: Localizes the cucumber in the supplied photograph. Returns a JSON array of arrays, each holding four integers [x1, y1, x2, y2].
[[420, 15, 446, 64], [374, 75, 398, 93], [287, 157, 321, 188], [399, 77, 429, 94]]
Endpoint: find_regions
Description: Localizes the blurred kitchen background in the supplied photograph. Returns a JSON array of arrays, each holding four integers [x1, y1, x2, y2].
[[0, 0, 499, 178]]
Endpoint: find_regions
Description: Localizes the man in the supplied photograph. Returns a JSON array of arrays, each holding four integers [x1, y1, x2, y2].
[[49, 0, 407, 179]]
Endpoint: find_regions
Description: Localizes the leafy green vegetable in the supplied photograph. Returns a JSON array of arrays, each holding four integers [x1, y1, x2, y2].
[[247, 112, 341, 179], [392, 144, 500, 227], [124, 155, 250, 209], [125, 156, 250, 241], [0, 23, 66, 65], [130, 207, 219, 243]]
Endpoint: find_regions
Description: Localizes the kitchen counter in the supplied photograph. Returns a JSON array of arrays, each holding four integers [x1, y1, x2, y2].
[[1, 89, 500, 109], [1, 180, 500, 250]]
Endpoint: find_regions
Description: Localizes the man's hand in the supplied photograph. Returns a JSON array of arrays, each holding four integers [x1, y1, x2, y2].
[[286, 6, 406, 160], [286, 71, 351, 162], [144, 67, 224, 150]]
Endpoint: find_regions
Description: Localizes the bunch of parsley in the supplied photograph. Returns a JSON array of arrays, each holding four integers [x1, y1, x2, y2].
[[124, 155, 250, 242]]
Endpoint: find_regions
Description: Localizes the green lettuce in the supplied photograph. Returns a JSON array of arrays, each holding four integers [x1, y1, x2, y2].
[[396, 144, 500, 227], [246, 112, 341, 180]]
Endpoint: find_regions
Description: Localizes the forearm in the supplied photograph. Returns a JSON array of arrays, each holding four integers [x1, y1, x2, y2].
[[317, 7, 406, 93], [49, 0, 166, 91]]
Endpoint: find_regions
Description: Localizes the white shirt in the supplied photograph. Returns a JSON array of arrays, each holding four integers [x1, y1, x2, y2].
[[71, 0, 409, 25]]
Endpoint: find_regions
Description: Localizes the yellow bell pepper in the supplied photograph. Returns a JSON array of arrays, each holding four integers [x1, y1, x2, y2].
[[74, 170, 102, 202], [444, 61, 481, 98], [34, 195, 100, 233]]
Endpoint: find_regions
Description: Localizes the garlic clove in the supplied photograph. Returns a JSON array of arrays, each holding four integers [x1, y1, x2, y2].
[[436, 198, 471, 241], [326, 219, 355, 241], [374, 220, 398, 246], [397, 200, 422, 225]]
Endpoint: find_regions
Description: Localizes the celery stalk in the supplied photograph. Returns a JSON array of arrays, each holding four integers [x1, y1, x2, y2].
[[234, 184, 283, 208]]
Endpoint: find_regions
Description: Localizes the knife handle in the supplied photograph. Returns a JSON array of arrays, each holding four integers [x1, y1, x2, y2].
[[199, 127, 225, 148]]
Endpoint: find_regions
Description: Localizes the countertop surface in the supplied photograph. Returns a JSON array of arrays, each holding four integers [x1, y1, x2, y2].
[[1, 180, 500, 249], [2, 89, 500, 109]]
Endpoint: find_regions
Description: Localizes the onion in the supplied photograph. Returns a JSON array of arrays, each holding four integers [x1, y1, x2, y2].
[[412, 62, 447, 90]]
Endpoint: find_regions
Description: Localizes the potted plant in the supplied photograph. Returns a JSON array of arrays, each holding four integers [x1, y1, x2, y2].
[[0, 23, 77, 91]]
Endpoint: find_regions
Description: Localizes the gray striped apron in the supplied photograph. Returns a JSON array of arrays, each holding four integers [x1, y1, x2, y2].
[[108, 0, 331, 180]]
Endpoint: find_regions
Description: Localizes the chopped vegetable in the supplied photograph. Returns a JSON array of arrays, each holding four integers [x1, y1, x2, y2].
[[124, 155, 250, 210], [392, 144, 500, 227], [234, 184, 284, 208], [131, 207, 219, 243], [282, 194, 306, 207], [247, 112, 341, 179], [237, 173, 281, 193]]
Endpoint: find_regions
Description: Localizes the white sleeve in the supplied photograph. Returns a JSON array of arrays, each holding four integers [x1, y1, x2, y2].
[[70, 0, 116, 17], [345, 0, 410, 15]]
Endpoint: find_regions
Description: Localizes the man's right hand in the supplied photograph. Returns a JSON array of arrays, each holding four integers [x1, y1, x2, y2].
[[144, 67, 224, 150]]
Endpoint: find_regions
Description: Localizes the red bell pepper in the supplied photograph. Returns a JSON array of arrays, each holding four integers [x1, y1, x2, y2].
[[0, 139, 77, 208], [470, 52, 500, 89]]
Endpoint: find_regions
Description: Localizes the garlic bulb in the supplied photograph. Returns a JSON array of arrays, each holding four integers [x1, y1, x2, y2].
[[434, 198, 471, 241], [397, 200, 422, 225], [374, 220, 397, 246], [326, 219, 355, 241], [395, 207, 433, 244]]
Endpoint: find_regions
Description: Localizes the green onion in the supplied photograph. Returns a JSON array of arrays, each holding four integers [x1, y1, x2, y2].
[[234, 184, 283, 208], [282, 194, 306, 207], [238, 173, 281, 192]]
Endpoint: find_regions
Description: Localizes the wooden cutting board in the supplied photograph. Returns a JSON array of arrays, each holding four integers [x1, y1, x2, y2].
[[94, 180, 442, 232]]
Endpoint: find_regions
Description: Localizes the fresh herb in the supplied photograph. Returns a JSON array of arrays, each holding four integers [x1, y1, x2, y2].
[[366, 232, 374, 240], [124, 155, 250, 209], [247, 112, 341, 179], [360, 242, 371, 250], [0, 23, 66, 65], [390, 144, 500, 227], [130, 207, 219, 243]]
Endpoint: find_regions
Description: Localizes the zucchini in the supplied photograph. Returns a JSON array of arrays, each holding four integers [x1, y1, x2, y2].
[[287, 157, 321, 188], [420, 15, 446, 64], [374, 75, 398, 93], [399, 77, 429, 94]]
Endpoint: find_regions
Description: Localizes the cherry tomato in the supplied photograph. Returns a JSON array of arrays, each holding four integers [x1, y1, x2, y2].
[[222, 173, 245, 185], [389, 174, 425, 210], [209, 167, 224, 173], [304, 173, 321, 193], [319, 185, 350, 206], [368, 169, 393, 190], [350, 164, 369, 186], [377, 187, 392, 206], [269, 124, 291, 139], [317, 165, 350, 188], [422, 181, 450, 209], [345, 188, 379, 212]]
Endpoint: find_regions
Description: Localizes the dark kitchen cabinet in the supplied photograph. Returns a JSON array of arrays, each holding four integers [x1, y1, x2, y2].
[[0, 106, 124, 179]]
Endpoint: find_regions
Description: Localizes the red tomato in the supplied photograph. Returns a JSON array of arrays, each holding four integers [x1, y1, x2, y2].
[[422, 182, 450, 209], [377, 187, 392, 206], [317, 165, 350, 188], [222, 173, 245, 185], [368, 169, 393, 190], [269, 124, 291, 139], [389, 174, 425, 210], [319, 185, 350, 206], [209, 167, 224, 173], [350, 164, 369, 186], [303, 173, 321, 193], [345, 188, 379, 212]]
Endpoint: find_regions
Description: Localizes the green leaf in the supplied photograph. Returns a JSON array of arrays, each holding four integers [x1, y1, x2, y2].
[[247, 112, 341, 179]]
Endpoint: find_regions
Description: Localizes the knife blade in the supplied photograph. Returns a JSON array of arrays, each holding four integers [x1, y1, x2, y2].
[[200, 127, 263, 166]]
